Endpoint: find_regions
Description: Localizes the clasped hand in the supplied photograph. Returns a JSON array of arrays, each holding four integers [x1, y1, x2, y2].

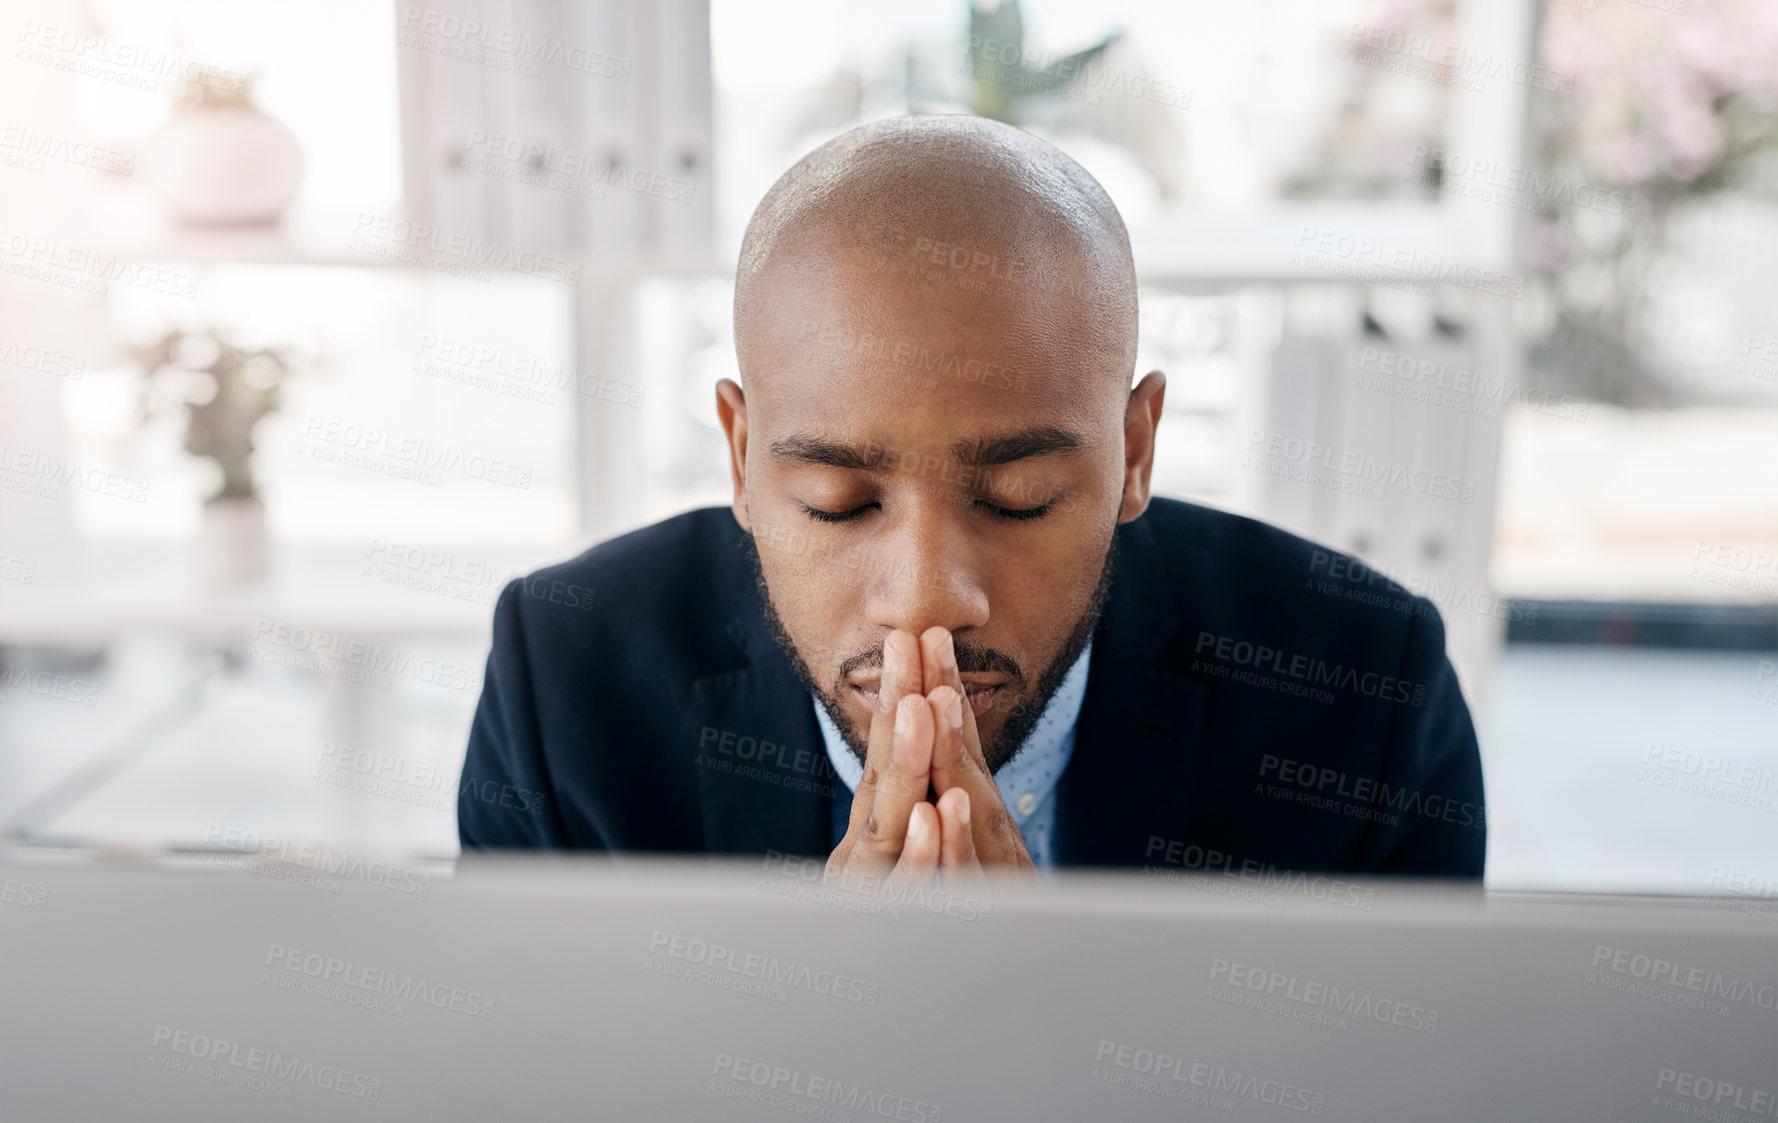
[[825, 627, 1038, 887]]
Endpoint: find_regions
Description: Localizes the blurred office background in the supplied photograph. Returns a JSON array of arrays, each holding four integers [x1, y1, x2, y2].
[[1, 0, 1774, 892]]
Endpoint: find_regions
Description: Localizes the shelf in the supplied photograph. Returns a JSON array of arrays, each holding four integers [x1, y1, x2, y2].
[[1132, 201, 1470, 285]]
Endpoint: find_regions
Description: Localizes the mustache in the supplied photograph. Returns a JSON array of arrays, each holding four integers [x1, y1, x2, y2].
[[836, 637, 1023, 685]]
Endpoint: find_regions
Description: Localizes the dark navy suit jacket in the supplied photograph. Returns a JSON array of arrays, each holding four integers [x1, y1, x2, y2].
[[458, 498, 1486, 877]]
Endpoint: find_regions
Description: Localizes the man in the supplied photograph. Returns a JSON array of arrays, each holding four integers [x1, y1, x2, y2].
[[459, 116, 1486, 882]]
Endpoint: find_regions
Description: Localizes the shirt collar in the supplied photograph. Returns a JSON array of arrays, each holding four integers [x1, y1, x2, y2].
[[812, 641, 1094, 802]]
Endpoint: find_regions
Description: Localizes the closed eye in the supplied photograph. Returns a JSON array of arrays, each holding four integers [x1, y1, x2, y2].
[[976, 499, 1054, 521], [800, 502, 875, 524], [801, 499, 1054, 522]]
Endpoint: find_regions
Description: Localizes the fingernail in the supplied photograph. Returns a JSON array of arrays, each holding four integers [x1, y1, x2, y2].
[[941, 636, 956, 671], [948, 690, 963, 729], [895, 695, 911, 734], [957, 796, 970, 827], [883, 641, 899, 686]]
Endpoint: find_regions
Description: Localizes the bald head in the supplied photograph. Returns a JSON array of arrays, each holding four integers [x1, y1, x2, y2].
[[714, 116, 1166, 773], [734, 115, 1138, 383]]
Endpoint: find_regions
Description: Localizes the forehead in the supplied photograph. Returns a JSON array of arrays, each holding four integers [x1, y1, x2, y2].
[[743, 245, 1127, 444]]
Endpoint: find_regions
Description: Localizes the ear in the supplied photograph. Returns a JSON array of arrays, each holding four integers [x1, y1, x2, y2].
[[715, 378, 751, 533], [1118, 371, 1166, 524]]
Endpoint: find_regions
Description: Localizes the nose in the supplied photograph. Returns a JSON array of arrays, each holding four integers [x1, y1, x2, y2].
[[861, 498, 990, 638]]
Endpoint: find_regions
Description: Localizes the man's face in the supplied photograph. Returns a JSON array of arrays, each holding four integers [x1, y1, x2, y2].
[[728, 244, 1140, 771]]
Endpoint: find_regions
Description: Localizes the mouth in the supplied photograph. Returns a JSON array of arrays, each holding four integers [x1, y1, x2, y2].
[[847, 677, 1011, 719]]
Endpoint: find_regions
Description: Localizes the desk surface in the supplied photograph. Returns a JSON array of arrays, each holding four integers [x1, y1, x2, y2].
[[0, 541, 560, 644]]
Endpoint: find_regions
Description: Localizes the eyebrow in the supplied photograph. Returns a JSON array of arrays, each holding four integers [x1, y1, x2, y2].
[[768, 426, 1086, 470]]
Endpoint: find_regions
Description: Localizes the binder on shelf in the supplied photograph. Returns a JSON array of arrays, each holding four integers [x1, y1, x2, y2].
[[497, 0, 572, 254], [395, 0, 714, 270], [648, 0, 715, 266], [393, 0, 495, 245], [575, 0, 642, 263]]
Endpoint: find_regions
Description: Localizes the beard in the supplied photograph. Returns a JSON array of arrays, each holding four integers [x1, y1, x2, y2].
[[742, 529, 1118, 775]]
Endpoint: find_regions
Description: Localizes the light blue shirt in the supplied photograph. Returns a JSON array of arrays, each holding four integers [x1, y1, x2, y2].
[[812, 641, 1093, 870]]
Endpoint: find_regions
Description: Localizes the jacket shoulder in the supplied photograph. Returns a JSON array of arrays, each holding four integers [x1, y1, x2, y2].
[[499, 507, 748, 670], [1138, 497, 1441, 661]]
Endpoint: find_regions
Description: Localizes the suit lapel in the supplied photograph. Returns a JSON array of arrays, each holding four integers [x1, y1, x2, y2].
[[690, 525, 835, 859], [1058, 514, 1209, 866], [690, 662, 835, 859], [1057, 650, 1209, 865]]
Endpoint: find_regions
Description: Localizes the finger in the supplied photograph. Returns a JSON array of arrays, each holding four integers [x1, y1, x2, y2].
[[920, 629, 1031, 867], [853, 693, 935, 867], [924, 666, 1003, 848], [936, 787, 984, 878], [926, 684, 970, 796], [920, 626, 989, 778], [891, 802, 940, 886], [848, 629, 924, 834]]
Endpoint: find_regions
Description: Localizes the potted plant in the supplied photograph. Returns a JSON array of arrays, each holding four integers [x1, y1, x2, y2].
[[132, 329, 298, 584]]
